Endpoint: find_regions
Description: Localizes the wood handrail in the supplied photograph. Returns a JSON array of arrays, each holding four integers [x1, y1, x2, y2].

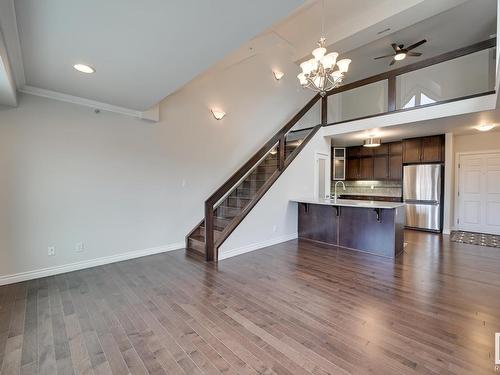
[[205, 93, 320, 206], [203, 93, 321, 261], [213, 124, 322, 253]]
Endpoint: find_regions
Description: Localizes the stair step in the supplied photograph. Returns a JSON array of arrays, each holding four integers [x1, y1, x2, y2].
[[188, 236, 205, 253], [216, 205, 241, 218], [197, 227, 223, 240], [226, 196, 252, 208], [256, 164, 278, 173]]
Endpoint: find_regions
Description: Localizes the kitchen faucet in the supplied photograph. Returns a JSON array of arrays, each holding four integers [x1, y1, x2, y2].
[[334, 181, 346, 203]]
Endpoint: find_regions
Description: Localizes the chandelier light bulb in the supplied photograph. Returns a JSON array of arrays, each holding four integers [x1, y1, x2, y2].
[[312, 47, 327, 60], [336, 59, 352, 73], [297, 73, 308, 86], [321, 52, 338, 70]]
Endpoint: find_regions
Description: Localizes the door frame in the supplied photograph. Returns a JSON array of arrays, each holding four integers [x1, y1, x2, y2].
[[314, 152, 329, 200], [454, 149, 500, 231]]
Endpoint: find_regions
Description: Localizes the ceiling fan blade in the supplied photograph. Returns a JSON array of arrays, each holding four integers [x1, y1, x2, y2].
[[407, 51, 422, 57], [391, 43, 399, 52], [389, 59, 396, 66], [374, 54, 395, 60], [406, 39, 427, 51]]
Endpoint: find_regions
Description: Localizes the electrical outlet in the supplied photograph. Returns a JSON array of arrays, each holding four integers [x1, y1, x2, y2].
[[75, 242, 84, 253], [48, 246, 56, 256], [272, 225, 277, 233]]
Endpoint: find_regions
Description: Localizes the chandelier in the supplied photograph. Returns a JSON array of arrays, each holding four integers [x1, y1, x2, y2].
[[297, 0, 351, 96]]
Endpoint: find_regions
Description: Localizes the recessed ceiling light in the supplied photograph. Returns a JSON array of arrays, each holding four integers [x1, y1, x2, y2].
[[476, 124, 495, 132], [73, 64, 95, 74], [394, 52, 407, 61]]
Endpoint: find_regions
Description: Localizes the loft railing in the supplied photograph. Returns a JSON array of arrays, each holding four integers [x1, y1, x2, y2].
[[202, 94, 325, 261], [324, 38, 496, 125]]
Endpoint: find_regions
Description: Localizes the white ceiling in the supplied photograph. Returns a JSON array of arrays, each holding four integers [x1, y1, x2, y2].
[[4, 0, 306, 111], [0, 0, 496, 113], [332, 0, 497, 83], [330, 108, 500, 146]]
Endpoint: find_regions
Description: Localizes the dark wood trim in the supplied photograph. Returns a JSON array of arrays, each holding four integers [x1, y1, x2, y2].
[[321, 96, 328, 125], [325, 38, 496, 97], [289, 126, 316, 133], [278, 135, 285, 171], [387, 76, 396, 112], [204, 202, 215, 261], [214, 125, 323, 253], [325, 90, 495, 127]]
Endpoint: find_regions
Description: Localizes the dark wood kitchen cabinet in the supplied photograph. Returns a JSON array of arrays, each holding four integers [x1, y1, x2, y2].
[[373, 155, 389, 180], [346, 157, 359, 179], [359, 157, 373, 179], [402, 135, 444, 163], [421, 136, 444, 162], [389, 154, 403, 180], [345, 141, 402, 181]]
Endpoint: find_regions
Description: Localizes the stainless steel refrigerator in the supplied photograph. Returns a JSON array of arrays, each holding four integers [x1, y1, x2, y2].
[[403, 164, 442, 232]]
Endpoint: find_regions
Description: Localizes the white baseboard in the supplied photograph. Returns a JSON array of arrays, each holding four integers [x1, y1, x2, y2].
[[218, 233, 298, 261], [0, 242, 184, 286]]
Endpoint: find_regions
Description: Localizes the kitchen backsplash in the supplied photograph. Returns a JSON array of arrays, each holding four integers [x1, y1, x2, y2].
[[331, 180, 402, 197]]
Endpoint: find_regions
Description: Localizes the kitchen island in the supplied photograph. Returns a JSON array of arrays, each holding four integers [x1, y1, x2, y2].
[[292, 198, 405, 258]]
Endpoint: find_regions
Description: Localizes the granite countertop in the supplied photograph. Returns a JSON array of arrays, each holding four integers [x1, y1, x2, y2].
[[291, 197, 405, 209]]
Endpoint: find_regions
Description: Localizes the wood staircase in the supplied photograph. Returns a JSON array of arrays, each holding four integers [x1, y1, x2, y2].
[[186, 94, 326, 261]]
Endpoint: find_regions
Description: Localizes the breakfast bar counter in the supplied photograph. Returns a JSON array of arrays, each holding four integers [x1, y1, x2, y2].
[[292, 198, 405, 258]]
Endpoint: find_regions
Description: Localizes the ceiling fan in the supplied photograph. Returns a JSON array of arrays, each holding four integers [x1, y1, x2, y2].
[[374, 39, 427, 66]]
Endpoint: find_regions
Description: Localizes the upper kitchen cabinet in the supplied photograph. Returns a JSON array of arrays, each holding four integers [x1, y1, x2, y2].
[[344, 141, 402, 181], [402, 135, 444, 163]]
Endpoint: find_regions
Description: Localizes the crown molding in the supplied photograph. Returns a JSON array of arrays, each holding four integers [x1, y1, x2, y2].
[[19, 85, 159, 121]]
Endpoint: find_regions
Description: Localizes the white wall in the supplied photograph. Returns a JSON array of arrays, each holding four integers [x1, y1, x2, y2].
[[397, 49, 495, 109], [219, 128, 330, 258], [0, 38, 315, 282]]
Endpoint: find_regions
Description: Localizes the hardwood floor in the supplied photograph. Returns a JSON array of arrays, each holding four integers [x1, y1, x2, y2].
[[1, 230, 499, 374]]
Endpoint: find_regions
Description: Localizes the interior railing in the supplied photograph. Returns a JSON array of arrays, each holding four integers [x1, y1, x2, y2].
[[325, 38, 496, 125], [203, 94, 324, 261]]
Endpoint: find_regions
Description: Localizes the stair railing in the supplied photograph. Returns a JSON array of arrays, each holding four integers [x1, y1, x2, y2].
[[203, 93, 326, 261]]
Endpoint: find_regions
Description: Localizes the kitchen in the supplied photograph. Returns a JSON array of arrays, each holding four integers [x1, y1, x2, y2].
[[293, 134, 445, 257]]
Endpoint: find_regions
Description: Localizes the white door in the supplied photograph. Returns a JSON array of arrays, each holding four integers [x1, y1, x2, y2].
[[314, 153, 329, 199], [458, 152, 500, 234]]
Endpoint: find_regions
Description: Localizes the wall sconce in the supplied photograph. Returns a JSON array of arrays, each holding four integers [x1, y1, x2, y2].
[[211, 109, 226, 120], [273, 70, 284, 80]]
